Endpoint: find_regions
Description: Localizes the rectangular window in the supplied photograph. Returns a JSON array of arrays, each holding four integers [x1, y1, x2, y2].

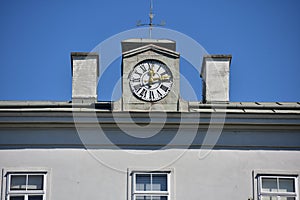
[[258, 175, 298, 200], [132, 172, 170, 200], [6, 173, 47, 200]]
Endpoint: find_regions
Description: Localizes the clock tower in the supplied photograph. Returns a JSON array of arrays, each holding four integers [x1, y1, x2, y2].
[[121, 38, 184, 111]]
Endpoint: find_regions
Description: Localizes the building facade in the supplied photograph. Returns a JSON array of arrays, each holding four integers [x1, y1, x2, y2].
[[0, 38, 300, 200]]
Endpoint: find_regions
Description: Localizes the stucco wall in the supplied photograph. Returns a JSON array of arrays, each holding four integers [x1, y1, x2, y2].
[[1, 149, 300, 200]]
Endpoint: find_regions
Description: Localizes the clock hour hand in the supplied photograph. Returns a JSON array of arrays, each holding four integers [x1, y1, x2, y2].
[[159, 74, 171, 81], [144, 74, 170, 85], [152, 75, 171, 82]]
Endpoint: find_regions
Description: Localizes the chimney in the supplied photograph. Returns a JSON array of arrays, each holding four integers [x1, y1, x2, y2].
[[71, 52, 99, 103], [201, 55, 232, 103]]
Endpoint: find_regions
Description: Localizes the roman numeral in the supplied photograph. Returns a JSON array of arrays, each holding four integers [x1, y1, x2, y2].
[[157, 90, 163, 97], [140, 64, 147, 73], [133, 84, 141, 91], [135, 71, 142, 76], [149, 91, 154, 101], [131, 78, 140, 82], [157, 65, 162, 73], [143, 90, 148, 98], [160, 84, 169, 92], [160, 71, 168, 76], [139, 88, 147, 97]]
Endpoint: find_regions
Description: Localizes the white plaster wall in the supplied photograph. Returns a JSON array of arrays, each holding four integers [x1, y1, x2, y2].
[[1, 149, 299, 200]]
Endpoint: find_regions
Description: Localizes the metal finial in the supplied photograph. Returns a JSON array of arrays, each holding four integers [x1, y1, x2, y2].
[[137, 0, 165, 38]]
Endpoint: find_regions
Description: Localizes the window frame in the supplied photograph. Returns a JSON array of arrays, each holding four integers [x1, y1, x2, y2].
[[253, 170, 300, 200], [1, 168, 51, 200], [128, 168, 174, 200]]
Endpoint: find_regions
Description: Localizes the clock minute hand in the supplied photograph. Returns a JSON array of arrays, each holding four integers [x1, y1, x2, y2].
[[152, 75, 170, 82], [148, 66, 155, 85]]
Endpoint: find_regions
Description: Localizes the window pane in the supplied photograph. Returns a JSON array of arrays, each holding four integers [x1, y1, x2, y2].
[[261, 178, 277, 192], [152, 174, 167, 191], [279, 198, 296, 200], [9, 196, 25, 200], [28, 175, 44, 190], [136, 196, 151, 200], [152, 196, 167, 200], [261, 196, 278, 200], [28, 195, 43, 200], [136, 174, 151, 191], [10, 175, 26, 190], [261, 195, 296, 200], [278, 178, 295, 193], [135, 196, 167, 200]]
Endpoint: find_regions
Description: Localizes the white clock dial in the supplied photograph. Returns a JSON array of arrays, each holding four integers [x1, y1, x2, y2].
[[129, 60, 173, 102]]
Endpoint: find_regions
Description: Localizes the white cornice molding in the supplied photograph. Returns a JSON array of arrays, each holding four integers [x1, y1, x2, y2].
[[0, 111, 299, 130]]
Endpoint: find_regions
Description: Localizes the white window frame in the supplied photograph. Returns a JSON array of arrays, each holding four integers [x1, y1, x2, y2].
[[253, 170, 299, 200], [128, 168, 174, 200], [258, 175, 298, 199], [1, 168, 51, 200], [133, 172, 170, 200]]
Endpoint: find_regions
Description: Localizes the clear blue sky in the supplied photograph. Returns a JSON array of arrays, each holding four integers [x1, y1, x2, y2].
[[0, 0, 299, 102]]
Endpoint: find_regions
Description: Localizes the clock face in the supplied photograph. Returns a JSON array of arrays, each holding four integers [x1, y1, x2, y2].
[[129, 60, 173, 102]]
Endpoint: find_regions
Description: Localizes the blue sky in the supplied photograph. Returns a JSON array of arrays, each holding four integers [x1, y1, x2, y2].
[[0, 0, 299, 102]]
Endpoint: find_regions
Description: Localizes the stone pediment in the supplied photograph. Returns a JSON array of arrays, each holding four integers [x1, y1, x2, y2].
[[122, 44, 180, 58]]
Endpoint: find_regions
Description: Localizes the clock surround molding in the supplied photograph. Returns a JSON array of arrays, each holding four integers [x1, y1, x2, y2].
[[121, 40, 181, 111]]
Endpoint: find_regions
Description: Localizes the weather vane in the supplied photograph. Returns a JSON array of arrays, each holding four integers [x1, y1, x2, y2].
[[137, 0, 165, 38]]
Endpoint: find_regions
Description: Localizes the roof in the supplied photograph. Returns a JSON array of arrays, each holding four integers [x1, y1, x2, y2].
[[0, 101, 299, 114], [189, 102, 300, 114], [122, 44, 179, 58], [122, 38, 176, 52]]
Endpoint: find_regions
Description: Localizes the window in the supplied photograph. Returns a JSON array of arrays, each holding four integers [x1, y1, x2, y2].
[[257, 175, 298, 200], [132, 172, 170, 200], [5, 172, 47, 200]]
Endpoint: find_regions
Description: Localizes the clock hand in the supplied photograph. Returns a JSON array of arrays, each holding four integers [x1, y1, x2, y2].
[[144, 75, 170, 85], [144, 75, 170, 83], [147, 64, 155, 88], [150, 66, 155, 82], [159, 75, 170, 81]]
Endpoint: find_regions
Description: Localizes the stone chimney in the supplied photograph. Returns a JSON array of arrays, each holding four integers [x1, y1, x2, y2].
[[201, 55, 232, 103], [71, 52, 99, 103]]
